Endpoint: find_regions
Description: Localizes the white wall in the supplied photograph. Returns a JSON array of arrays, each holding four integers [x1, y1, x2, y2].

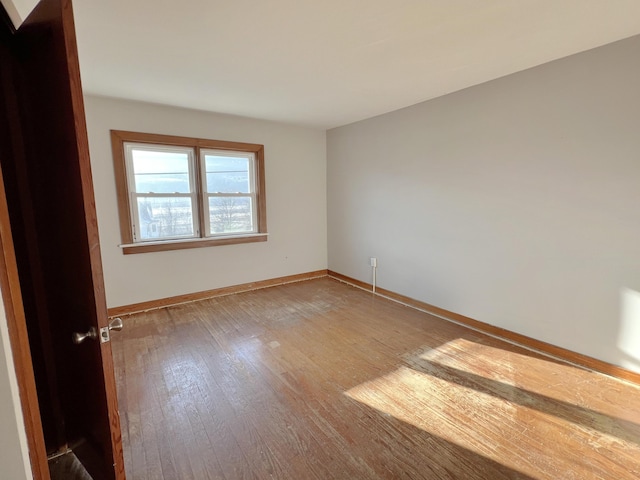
[[327, 35, 640, 373], [0, 285, 32, 480], [0, 0, 37, 28], [85, 96, 327, 308]]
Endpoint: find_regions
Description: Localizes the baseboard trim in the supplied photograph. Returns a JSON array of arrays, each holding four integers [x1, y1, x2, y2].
[[107, 269, 329, 317], [328, 270, 640, 385]]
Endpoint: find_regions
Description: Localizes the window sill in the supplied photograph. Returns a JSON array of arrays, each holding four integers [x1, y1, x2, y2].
[[119, 233, 268, 254]]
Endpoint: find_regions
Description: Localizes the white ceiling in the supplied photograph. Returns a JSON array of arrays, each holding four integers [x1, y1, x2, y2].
[[73, 0, 640, 129]]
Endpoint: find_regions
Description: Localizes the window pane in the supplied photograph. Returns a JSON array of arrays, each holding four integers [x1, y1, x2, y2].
[[205, 155, 250, 193], [136, 196, 195, 240], [132, 149, 191, 193], [208, 196, 253, 234]]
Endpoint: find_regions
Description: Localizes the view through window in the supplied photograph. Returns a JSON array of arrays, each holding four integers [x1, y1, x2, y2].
[[111, 131, 267, 254]]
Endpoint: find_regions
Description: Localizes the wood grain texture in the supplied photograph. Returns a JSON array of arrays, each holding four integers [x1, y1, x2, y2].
[[107, 269, 328, 317], [0, 15, 51, 479], [58, 3, 125, 475], [121, 234, 268, 255], [109, 130, 134, 245], [0, 142, 50, 480], [112, 277, 640, 479], [6, 0, 125, 477], [49, 452, 92, 480], [328, 270, 640, 386]]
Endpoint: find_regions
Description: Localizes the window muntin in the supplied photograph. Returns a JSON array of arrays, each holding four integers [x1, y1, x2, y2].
[[125, 143, 198, 242], [111, 130, 267, 254]]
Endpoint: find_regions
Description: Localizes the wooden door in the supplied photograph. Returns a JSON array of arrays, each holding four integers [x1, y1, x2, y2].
[[0, 0, 125, 478]]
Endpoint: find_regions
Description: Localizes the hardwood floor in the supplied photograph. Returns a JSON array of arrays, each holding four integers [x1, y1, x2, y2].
[[111, 277, 640, 479], [48, 451, 92, 480]]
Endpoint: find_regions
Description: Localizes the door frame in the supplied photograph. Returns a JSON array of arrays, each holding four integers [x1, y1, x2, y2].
[[0, 0, 124, 478], [0, 164, 49, 479], [0, 6, 50, 479]]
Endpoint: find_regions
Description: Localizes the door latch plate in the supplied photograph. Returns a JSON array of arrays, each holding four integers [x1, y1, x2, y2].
[[99, 326, 110, 343]]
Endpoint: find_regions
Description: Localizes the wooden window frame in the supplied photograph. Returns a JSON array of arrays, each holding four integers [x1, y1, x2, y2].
[[111, 130, 267, 254]]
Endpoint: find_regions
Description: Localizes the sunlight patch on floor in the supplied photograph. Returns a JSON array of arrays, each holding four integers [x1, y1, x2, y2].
[[411, 337, 640, 423], [344, 358, 640, 479], [345, 365, 538, 477]]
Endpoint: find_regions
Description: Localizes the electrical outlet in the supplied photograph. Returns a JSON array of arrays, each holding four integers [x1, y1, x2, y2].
[[370, 257, 377, 267]]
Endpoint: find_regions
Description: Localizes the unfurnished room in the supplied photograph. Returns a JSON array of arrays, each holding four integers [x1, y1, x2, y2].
[[1, 1, 640, 479]]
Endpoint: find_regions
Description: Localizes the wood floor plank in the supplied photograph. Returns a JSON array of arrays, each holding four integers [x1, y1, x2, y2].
[[111, 278, 640, 479], [48, 452, 92, 480]]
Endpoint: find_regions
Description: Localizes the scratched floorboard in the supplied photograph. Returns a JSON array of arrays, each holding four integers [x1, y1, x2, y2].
[[48, 452, 93, 480], [111, 277, 640, 479]]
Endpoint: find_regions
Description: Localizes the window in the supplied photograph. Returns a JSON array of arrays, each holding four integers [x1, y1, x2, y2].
[[111, 130, 267, 254]]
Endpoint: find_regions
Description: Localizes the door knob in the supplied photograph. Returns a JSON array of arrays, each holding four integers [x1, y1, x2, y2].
[[73, 327, 97, 344], [108, 317, 124, 332], [98, 317, 125, 343], [73, 318, 124, 345]]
